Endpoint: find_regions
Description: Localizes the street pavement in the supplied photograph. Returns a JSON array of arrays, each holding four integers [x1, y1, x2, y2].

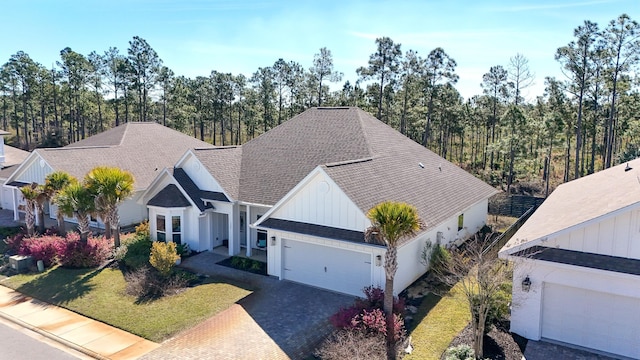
[[0, 318, 88, 360]]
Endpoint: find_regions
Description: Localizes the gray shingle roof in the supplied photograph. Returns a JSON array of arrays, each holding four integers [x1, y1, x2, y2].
[[513, 246, 640, 276], [192, 147, 242, 201], [147, 184, 192, 208], [259, 218, 370, 245], [200, 107, 497, 231], [34, 123, 213, 191], [0, 145, 30, 179], [501, 157, 640, 254]]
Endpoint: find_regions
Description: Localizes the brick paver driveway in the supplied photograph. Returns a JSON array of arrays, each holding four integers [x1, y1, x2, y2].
[[141, 252, 355, 360]]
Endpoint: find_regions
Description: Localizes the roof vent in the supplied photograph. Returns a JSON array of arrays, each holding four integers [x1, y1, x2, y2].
[[418, 162, 424, 168], [625, 163, 632, 172]]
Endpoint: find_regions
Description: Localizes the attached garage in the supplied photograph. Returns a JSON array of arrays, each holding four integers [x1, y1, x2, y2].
[[281, 238, 372, 296], [541, 282, 640, 359]]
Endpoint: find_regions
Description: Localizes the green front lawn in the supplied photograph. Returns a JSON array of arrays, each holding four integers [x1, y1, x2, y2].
[[1, 266, 252, 342], [405, 283, 471, 360]]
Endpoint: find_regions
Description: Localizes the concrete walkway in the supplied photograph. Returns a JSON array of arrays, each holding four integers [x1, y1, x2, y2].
[[0, 285, 159, 359], [142, 251, 355, 360]]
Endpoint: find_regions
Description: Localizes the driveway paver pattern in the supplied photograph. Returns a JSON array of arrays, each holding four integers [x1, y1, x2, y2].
[[142, 251, 355, 360]]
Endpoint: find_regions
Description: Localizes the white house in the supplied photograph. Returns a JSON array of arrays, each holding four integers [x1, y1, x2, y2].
[[0, 131, 30, 210], [2, 123, 213, 226], [499, 158, 640, 359], [141, 107, 498, 296]]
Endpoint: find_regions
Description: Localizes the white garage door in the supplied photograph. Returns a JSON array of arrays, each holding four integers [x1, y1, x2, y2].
[[282, 238, 372, 296], [542, 283, 640, 359]]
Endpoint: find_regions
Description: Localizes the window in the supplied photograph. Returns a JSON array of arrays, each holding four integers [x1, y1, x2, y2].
[[172, 216, 181, 245], [257, 230, 267, 248], [157, 215, 166, 242], [457, 214, 464, 231]]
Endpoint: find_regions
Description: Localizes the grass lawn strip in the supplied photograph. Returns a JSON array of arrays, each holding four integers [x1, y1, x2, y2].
[[405, 282, 470, 360], [1, 267, 251, 342]]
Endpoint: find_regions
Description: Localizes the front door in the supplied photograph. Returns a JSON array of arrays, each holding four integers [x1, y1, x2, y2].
[[240, 211, 247, 247]]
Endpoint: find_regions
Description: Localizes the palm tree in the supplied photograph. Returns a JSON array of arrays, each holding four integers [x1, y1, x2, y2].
[[44, 171, 78, 234], [54, 182, 95, 243], [366, 201, 422, 360], [20, 183, 40, 236], [84, 166, 135, 248]]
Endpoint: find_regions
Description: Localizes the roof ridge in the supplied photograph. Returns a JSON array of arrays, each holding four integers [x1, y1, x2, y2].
[[117, 122, 131, 147], [324, 157, 374, 168], [354, 108, 375, 157], [43, 146, 112, 151], [194, 146, 239, 151]]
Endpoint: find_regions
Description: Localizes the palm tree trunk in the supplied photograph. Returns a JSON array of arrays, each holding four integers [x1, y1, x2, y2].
[[77, 213, 90, 243], [384, 245, 398, 360], [110, 209, 121, 248], [37, 204, 45, 234], [56, 211, 66, 234], [25, 203, 35, 236]]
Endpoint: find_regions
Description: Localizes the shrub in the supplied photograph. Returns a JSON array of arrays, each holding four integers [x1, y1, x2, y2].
[[122, 235, 153, 269], [124, 266, 189, 299], [330, 306, 362, 329], [315, 329, 386, 360], [444, 344, 475, 360], [486, 281, 512, 326], [429, 244, 452, 275], [58, 233, 112, 268], [19, 234, 65, 267], [149, 241, 179, 277], [4, 231, 26, 253], [176, 243, 191, 257], [135, 220, 150, 237], [356, 286, 405, 314]]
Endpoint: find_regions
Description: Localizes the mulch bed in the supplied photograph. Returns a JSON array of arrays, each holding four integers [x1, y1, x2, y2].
[[216, 257, 267, 275], [444, 321, 527, 360]]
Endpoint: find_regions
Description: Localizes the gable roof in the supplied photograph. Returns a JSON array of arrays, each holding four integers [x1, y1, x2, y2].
[[237, 107, 374, 205], [23, 123, 213, 191], [192, 147, 242, 201], [200, 107, 497, 229], [500, 157, 640, 255], [0, 145, 30, 179], [147, 184, 191, 208]]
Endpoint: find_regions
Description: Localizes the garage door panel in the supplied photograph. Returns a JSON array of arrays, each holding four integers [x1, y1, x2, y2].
[[282, 238, 372, 296], [542, 283, 640, 359]]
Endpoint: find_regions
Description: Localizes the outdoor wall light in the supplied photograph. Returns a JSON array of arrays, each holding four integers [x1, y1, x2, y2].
[[270, 236, 276, 246], [521, 276, 532, 292], [375, 255, 382, 267]]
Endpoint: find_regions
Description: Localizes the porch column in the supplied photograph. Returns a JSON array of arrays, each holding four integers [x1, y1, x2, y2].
[[228, 204, 240, 256], [245, 206, 252, 257], [12, 188, 19, 221]]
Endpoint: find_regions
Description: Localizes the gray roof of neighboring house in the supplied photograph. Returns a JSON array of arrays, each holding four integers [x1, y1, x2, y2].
[[0, 145, 30, 179], [200, 107, 497, 230], [33, 123, 213, 191], [513, 246, 640, 276], [501, 157, 640, 255], [147, 184, 191, 208]]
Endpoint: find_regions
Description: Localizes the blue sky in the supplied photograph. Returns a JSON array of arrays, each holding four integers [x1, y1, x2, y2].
[[1, 0, 637, 100]]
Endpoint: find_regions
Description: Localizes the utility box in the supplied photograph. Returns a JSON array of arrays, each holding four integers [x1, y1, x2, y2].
[[9, 255, 33, 272]]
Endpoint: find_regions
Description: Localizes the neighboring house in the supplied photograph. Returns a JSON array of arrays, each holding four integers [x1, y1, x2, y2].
[[0, 132, 30, 210], [141, 107, 498, 296], [499, 158, 640, 359], [2, 123, 213, 226]]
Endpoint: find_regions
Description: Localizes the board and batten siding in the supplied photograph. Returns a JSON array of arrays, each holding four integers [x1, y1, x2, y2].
[[544, 207, 640, 259], [15, 155, 53, 184], [510, 258, 640, 341], [269, 171, 369, 232]]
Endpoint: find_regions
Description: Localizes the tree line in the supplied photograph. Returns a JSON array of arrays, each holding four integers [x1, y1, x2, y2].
[[1, 14, 639, 194]]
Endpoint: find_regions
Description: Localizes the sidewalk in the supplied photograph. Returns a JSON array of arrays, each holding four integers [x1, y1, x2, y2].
[[0, 285, 159, 359]]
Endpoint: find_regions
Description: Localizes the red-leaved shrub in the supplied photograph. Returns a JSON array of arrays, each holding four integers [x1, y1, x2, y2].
[[58, 233, 112, 268], [16, 232, 112, 269], [19, 234, 65, 267], [328, 286, 407, 343], [4, 231, 26, 253]]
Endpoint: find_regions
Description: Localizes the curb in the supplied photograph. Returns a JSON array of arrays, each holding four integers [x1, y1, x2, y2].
[[0, 310, 109, 360]]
